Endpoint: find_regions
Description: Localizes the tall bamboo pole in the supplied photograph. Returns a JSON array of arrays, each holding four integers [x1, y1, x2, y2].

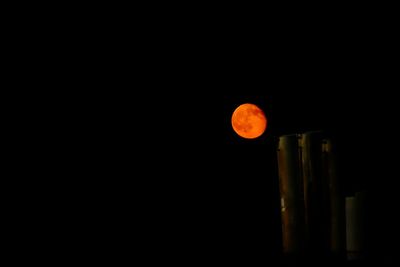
[[322, 138, 345, 260], [277, 134, 305, 256]]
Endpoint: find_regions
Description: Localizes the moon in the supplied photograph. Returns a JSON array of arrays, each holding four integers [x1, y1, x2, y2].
[[231, 103, 267, 139]]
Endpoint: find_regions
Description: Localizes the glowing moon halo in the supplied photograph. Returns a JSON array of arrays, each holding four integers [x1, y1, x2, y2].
[[231, 103, 267, 139]]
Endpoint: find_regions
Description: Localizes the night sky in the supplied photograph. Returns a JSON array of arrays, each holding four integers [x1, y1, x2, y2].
[[50, 12, 399, 265]]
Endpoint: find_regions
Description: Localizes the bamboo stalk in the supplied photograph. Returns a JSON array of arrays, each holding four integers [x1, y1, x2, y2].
[[299, 132, 330, 256], [322, 138, 346, 260], [277, 134, 305, 255]]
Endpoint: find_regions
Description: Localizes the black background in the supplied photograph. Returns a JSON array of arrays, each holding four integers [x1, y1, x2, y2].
[[26, 8, 399, 265]]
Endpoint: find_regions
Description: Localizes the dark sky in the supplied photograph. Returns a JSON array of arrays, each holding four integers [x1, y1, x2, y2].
[[55, 13, 399, 264]]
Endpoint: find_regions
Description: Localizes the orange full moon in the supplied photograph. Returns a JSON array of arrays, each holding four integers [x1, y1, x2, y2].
[[231, 103, 267, 139]]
